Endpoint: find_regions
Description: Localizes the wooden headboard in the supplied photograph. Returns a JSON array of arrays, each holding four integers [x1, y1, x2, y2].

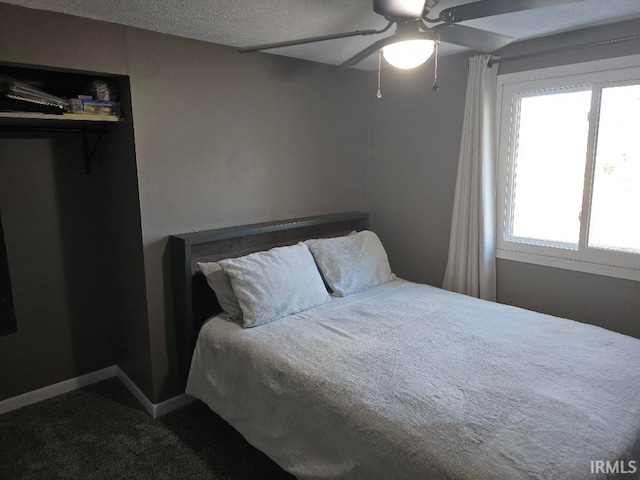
[[170, 211, 369, 382]]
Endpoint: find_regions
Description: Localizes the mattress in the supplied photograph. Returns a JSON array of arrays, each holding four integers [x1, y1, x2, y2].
[[186, 279, 640, 480]]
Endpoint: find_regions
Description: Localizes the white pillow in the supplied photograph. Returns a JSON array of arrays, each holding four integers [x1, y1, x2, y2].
[[197, 261, 243, 321], [305, 230, 395, 297], [219, 243, 330, 328]]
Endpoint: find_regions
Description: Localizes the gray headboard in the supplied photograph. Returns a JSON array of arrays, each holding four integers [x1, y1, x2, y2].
[[170, 211, 369, 382]]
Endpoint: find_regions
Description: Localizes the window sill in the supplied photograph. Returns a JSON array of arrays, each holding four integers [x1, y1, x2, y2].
[[497, 248, 640, 282]]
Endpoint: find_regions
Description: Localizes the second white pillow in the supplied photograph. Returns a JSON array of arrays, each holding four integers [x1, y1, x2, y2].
[[306, 230, 395, 297]]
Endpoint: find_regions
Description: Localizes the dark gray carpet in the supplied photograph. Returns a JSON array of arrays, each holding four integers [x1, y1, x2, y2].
[[0, 378, 295, 480]]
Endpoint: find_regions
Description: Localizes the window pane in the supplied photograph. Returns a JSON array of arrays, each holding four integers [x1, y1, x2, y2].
[[510, 90, 591, 245], [588, 84, 640, 254]]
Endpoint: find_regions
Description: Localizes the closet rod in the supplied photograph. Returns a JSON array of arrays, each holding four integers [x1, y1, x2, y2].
[[488, 34, 640, 68]]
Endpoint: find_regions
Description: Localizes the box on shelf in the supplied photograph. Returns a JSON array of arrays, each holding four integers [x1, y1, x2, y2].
[[69, 98, 121, 117]]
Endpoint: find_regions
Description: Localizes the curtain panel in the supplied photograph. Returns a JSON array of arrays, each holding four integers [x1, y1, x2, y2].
[[443, 54, 497, 301]]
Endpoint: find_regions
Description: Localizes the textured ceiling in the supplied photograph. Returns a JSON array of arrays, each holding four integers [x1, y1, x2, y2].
[[3, 0, 640, 70]]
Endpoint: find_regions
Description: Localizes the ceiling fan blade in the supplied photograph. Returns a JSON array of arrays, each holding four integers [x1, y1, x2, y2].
[[432, 23, 513, 52], [238, 28, 385, 53], [436, 0, 590, 24], [340, 36, 399, 69]]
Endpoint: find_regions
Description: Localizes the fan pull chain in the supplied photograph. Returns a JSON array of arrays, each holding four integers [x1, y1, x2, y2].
[[376, 50, 383, 99], [432, 40, 440, 91]]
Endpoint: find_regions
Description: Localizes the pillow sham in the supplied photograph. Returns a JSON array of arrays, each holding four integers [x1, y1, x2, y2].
[[219, 243, 330, 328], [197, 261, 243, 321], [305, 230, 395, 297]]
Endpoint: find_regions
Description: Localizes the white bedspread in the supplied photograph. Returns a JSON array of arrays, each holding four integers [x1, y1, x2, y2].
[[186, 279, 640, 480]]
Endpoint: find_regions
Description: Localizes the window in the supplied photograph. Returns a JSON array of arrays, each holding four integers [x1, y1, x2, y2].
[[496, 56, 640, 281]]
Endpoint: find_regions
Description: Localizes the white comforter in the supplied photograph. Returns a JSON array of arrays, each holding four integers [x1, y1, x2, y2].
[[186, 279, 640, 480]]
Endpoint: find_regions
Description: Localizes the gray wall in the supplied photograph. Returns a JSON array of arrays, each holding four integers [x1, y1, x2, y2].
[[126, 27, 369, 401], [368, 54, 469, 288], [368, 20, 640, 340], [0, 3, 369, 402], [96, 85, 152, 397]]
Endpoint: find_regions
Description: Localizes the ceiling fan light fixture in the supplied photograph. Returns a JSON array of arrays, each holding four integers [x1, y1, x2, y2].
[[382, 39, 435, 69], [374, 0, 429, 20]]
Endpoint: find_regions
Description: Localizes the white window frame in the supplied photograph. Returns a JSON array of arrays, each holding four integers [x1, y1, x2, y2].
[[496, 54, 640, 282]]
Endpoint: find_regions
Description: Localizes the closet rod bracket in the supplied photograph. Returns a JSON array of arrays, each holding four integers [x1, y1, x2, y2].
[[82, 129, 107, 174], [0, 124, 110, 175]]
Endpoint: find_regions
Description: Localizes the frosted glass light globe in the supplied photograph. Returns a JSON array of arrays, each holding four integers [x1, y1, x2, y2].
[[382, 39, 435, 69]]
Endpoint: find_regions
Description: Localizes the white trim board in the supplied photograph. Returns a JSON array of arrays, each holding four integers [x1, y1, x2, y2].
[[114, 366, 194, 418], [0, 366, 116, 416], [154, 390, 195, 418], [0, 365, 194, 419]]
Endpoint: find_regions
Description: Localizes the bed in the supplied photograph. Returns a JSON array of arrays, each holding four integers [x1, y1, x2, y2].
[[171, 212, 640, 480]]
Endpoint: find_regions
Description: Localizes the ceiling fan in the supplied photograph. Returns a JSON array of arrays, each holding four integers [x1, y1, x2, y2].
[[239, 0, 586, 70]]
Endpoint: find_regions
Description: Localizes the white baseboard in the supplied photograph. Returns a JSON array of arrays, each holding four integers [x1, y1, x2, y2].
[[0, 365, 194, 418], [0, 366, 117, 416], [114, 366, 155, 417], [154, 392, 195, 418]]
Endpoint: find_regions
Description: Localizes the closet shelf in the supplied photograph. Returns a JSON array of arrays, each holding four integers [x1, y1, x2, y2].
[[0, 111, 124, 128], [0, 62, 132, 175]]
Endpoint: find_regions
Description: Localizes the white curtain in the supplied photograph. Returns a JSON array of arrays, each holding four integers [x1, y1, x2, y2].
[[443, 55, 497, 301]]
